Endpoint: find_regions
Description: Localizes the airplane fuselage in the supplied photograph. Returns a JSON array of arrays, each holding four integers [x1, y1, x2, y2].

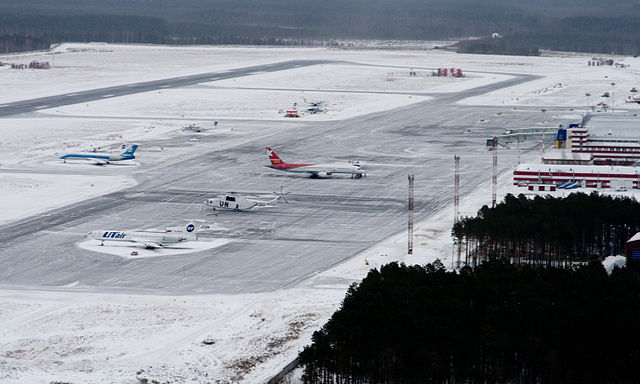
[[267, 163, 364, 177], [60, 144, 138, 164], [205, 196, 257, 211], [265, 147, 365, 178], [89, 230, 187, 248], [60, 153, 134, 162]]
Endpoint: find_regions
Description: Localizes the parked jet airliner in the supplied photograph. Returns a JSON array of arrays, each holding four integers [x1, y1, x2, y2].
[[88, 223, 197, 249], [265, 147, 365, 178], [60, 144, 138, 165]]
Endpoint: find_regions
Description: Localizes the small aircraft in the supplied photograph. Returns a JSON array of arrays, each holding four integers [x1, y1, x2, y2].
[[306, 106, 327, 114], [265, 147, 365, 179], [183, 124, 205, 132], [88, 222, 197, 249], [60, 144, 138, 165], [303, 98, 326, 107], [205, 190, 289, 211], [625, 94, 640, 104], [302, 98, 327, 114]]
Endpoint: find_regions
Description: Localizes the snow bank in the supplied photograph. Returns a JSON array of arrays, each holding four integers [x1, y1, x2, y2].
[[0, 173, 135, 226], [603, 255, 627, 274]]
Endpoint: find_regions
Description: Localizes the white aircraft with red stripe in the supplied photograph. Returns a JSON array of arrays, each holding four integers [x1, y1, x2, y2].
[[265, 147, 365, 178]]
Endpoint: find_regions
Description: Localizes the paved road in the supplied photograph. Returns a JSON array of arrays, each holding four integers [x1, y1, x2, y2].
[[0, 62, 572, 294]]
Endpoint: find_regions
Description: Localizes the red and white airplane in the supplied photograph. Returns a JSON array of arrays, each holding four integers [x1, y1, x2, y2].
[[265, 147, 365, 178]]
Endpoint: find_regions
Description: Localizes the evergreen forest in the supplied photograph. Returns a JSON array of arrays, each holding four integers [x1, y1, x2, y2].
[[299, 193, 640, 383], [299, 260, 640, 383], [452, 193, 640, 267], [2, 0, 640, 55]]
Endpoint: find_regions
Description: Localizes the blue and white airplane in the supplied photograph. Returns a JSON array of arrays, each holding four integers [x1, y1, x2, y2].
[[60, 144, 138, 165], [88, 223, 198, 249]]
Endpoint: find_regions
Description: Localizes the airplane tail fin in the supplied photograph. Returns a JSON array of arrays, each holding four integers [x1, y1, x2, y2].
[[122, 144, 139, 156], [165, 223, 198, 240], [266, 147, 285, 166]]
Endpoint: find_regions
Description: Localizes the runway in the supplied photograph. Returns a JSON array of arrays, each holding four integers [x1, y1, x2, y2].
[[0, 62, 570, 294], [0, 60, 332, 117]]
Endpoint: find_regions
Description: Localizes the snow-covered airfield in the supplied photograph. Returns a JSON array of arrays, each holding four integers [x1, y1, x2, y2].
[[1, 43, 639, 383]]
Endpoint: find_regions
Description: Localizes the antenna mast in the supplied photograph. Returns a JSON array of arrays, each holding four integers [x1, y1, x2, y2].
[[408, 174, 414, 255], [454, 155, 462, 269], [454, 155, 460, 225], [492, 138, 498, 208]]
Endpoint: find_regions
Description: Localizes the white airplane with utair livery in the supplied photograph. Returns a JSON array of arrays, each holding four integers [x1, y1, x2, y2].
[[88, 223, 197, 249], [60, 144, 138, 165], [265, 147, 365, 179]]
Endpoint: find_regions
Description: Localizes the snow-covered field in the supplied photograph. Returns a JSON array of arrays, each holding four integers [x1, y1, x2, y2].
[[0, 173, 135, 226], [1, 43, 639, 383], [48, 87, 431, 121]]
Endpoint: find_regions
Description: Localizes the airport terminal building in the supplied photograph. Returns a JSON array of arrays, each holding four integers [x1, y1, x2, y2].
[[514, 115, 640, 190]]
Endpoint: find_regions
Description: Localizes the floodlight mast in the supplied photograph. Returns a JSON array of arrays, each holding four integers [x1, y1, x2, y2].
[[408, 174, 414, 255]]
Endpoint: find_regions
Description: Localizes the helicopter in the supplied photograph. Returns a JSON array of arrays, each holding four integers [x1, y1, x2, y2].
[[204, 188, 290, 212]]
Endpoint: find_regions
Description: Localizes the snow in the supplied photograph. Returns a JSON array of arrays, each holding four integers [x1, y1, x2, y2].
[[0, 288, 346, 384], [209, 63, 510, 94], [77, 238, 231, 258], [628, 232, 640, 243], [0, 173, 135, 226], [1, 42, 640, 383], [603, 255, 627, 274], [47, 88, 430, 122]]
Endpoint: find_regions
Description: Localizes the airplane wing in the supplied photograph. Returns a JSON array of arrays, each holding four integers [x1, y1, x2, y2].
[[142, 241, 162, 249], [130, 237, 162, 249], [79, 157, 109, 165]]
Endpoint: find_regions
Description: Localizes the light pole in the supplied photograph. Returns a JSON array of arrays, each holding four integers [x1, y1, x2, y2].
[[585, 92, 591, 113], [611, 82, 616, 112], [541, 108, 547, 154]]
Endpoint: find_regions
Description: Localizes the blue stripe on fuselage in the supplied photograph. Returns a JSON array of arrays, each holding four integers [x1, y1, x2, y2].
[[60, 154, 111, 160]]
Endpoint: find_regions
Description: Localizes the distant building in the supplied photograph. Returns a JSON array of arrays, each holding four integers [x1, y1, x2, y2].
[[514, 118, 640, 190], [626, 233, 640, 263], [569, 125, 640, 166], [513, 163, 640, 189], [542, 149, 593, 165]]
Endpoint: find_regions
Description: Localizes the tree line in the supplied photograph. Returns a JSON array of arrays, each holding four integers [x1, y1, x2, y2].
[[452, 193, 640, 267], [299, 260, 640, 383], [2, 0, 640, 55]]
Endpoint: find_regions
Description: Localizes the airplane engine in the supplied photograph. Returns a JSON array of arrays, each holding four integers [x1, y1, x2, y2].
[[162, 234, 184, 243], [313, 172, 328, 178]]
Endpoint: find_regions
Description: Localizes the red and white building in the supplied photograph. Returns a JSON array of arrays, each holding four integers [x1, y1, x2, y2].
[[514, 117, 640, 189], [566, 125, 640, 166], [514, 163, 640, 189]]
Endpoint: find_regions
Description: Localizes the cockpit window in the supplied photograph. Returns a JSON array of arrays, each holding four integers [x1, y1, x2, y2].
[[226, 196, 236, 202]]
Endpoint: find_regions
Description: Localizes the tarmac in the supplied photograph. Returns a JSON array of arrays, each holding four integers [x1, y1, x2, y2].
[[0, 62, 576, 294]]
